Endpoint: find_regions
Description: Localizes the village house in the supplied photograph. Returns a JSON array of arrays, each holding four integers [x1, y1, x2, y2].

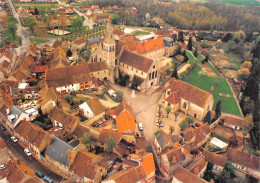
[[172, 165, 208, 183], [45, 136, 86, 177], [73, 38, 87, 49], [186, 154, 208, 177], [38, 87, 70, 115], [165, 78, 214, 121], [135, 136, 146, 155], [154, 131, 174, 155], [23, 86, 40, 99], [79, 97, 105, 119], [45, 62, 109, 93], [97, 131, 122, 153], [223, 115, 244, 131], [0, 50, 14, 64], [227, 148, 260, 179], [14, 120, 51, 158], [203, 150, 227, 175], [70, 151, 106, 183], [24, 107, 38, 121], [48, 106, 79, 137], [34, 65, 48, 79], [183, 123, 211, 152], [91, 14, 110, 24], [0, 157, 43, 183], [0, 138, 8, 165], [159, 147, 193, 176]]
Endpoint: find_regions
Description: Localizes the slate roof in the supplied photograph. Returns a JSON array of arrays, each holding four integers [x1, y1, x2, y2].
[[203, 150, 227, 167], [166, 78, 211, 108], [155, 130, 172, 149], [163, 37, 174, 47], [227, 148, 259, 170], [45, 136, 75, 166], [8, 106, 26, 124], [87, 38, 101, 45], [119, 50, 153, 73]]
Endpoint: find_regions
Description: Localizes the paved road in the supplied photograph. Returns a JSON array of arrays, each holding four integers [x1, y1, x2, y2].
[[6, 0, 30, 52], [0, 129, 64, 183]]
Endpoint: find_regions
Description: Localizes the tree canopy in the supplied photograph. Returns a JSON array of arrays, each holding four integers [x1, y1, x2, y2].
[[105, 136, 116, 153]]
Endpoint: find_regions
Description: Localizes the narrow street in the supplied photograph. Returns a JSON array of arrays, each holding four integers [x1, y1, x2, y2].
[[0, 129, 64, 183]]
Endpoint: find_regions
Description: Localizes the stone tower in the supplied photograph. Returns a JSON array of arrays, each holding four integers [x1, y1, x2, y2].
[[103, 18, 116, 70]]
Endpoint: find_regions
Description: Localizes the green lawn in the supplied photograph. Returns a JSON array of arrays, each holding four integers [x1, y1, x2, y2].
[[29, 38, 48, 44], [220, 0, 260, 5], [16, 5, 58, 10], [186, 50, 204, 63], [134, 31, 150, 36], [229, 60, 242, 69], [185, 65, 241, 116]]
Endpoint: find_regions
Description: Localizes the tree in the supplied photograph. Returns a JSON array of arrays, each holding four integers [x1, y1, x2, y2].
[[25, 17, 37, 33], [111, 14, 121, 24], [34, 7, 39, 15], [165, 106, 172, 118], [131, 75, 138, 89], [193, 48, 198, 57], [178, 31, 184, 43], [42, 14, 49, 26], [203, 54, 209, 63], [187, 37, 192, 51], [72, 17, 83, 31], [7, 22, 17, 39], [215, 100, 222, 118], [203, 111, 211, 124], [179, 120, 189, 131], [185, 116, 194, 126], [243, 114, 254, 132], [158, 104, 163, 113], [105, 136, 115, 153], [8, 16, 17, 23], [81, 133, 96, 151]]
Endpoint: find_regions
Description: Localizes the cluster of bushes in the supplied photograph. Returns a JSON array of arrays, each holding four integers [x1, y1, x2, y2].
[[179, 63, 196, 80]]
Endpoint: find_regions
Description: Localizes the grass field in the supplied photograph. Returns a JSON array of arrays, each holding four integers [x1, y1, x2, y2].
[[16, 4, 58, 10], [134, 31, 150, 36], [185, 65, 241, 116], [229, 60, 242, 69], [29, 38, 48, 44]]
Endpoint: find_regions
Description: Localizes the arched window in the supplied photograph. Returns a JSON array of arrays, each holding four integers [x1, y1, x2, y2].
[[155, 71, 157, 78], [152, 72, 154, 79], [149, 73, 151, 80]]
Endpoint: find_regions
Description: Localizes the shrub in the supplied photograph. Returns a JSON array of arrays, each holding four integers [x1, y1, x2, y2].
[[243, 131, 248, 136]]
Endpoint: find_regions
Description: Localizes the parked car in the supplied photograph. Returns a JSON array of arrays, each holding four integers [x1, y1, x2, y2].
[[0, 164, 6, 171], [156, 122, 160, 126], [138, 123, 143, 131], [195, 123, 201, 127], [191, 125, 196, 129], [35, 170, 44, 178], [11, 136, 18, 142], [24, 149, 32, 156], [43, 175, 53, 183], [159, 122, 164, 127], [180, 133, 185, 137]]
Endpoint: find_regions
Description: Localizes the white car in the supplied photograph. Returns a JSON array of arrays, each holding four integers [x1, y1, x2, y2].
[[24, 149, 32, 156], [0, 164, 6, 171], [11, 136, 18, 142], [138, 123, 143, 131]]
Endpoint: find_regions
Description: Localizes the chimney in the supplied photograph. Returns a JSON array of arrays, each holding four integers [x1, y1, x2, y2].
[[15, 113, 18, 119]]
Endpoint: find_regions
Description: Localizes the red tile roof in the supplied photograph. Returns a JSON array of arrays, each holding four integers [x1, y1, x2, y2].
[[203, 150, 227, 167], [166, 78, 211, 108], [173, 166, 207, 183], [35, 65, 48, 73], [136, 37, 165, 55], [224, 116, 244, 128], [142, 153, 155, 176], [0, 138, 7, 149], [165, 90, 180, 105], [116, 111, 136, 133]]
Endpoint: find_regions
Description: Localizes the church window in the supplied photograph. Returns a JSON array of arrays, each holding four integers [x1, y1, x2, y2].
[[123, 64, 124, 67], [153, 65, 155, 69], [110, 46, 111, 52], [115, 59, 117, 65], [155, 71, 157, 78], [149, 73, 151, 80], [152, 72, 154, 79], [141, 72, 143, 75], [100, 58, 101, 61], [132, 68, 133, 71], [127, 66, 128, 69]]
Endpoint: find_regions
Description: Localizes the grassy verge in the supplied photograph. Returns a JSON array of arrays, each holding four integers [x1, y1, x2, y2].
[[15, 4, 58, 10], [185, 65, 241, 116], [206, 63, 222, 77], [29, 38, 48, 44], [134, 31, 150, 36]]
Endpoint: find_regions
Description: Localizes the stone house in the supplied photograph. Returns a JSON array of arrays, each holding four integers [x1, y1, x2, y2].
[[186, 154, 208, 178], [172, 165, 208, 183], [154, 131, 174, 154], [79, 97, 105, 119], [14, 120, 51, 158], [97, 131, 122, 153], [23, 86, 40, 99], [0, 138, 8, 165], [45, 136, 86, 177], [48, 106, 78, 137], [183, 123, 211, 152], [203, 150, 227, 175], [160, 147, 193, 176], [164, 78, 214, 121], [227, 148, 260, 179], [73, 38, 86, 49], [70, 151, 106, 183], [45, 62, 109, 93], [223, 115, 244, 131]]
